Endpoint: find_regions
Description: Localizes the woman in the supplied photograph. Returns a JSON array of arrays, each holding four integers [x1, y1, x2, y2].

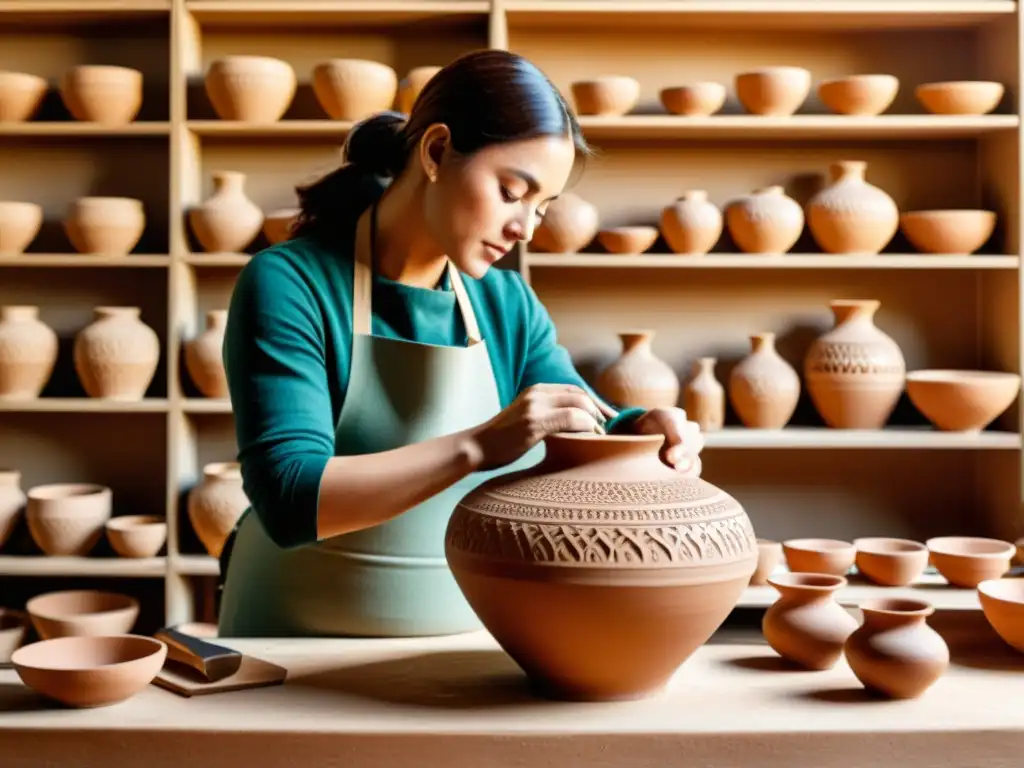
[[217, 49, 704, 638]]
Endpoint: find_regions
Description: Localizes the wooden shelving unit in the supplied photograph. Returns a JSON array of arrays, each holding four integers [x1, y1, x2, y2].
[[0, 0, 1020, 630]]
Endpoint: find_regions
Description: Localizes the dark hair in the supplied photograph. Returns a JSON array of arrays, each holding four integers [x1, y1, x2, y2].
[[292, 49, 591, 243]]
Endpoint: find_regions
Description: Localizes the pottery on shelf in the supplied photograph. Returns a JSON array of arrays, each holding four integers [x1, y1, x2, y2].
[[529, 192, 599, 253], [735, 67, 811, 116], [395, 66, 442, 114], [184, 309, 229, 398], [804, 299, 906, 429], [26, 483, 113, 557], [105, 515, 167, 559], [596, 330, 679, 409], [0, 608, 27, 663], [0, 469, 26, 550], [64, 197, 146, 256], [0, 71, 48, 123], [596, 226, 659, 254], [977, 578, 1024, 652], [750, 539, 783, 586], [205, 56, 296, 123], [312, 59, 399, 121], [728, 332, 800, 429], [899, 210, 996, 255], [74, 306, 160, 401], [915, 81, 1004, 115], [817, 75, 899, 116], [783, 537, 856, 576], [188, 462, 249, 558], [926, 536, 1015, 588], [445, 432, 759, 701], [845, 598, 949, 699], [725, 186, 804, 254], [683, 357, 724, 432], [27, 590, 139, 640], [0, 305, 58, 399], [659, 83, 726, 116], [59, 65, 143, 125], [807, 161, 899, 254], [853, 537, 930, 587], [263, 207, 299, 245], [659, 190, 723, 255], [570, 76, 640, 116], [762, 572, 858, 670], [905, 370, 1020, 433], [189, 171, 264, 254], [0, 201, 43, 254]]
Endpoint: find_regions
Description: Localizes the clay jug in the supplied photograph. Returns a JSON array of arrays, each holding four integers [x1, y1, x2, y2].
[[659, 190, 722, 255], [762, 572, 858, 670], [74, 307, 160, 401], [807, 161, 898, 254], [188, 171, 264, 253], [446, 432, 758, 701], [684, 357, 724, 432], [804, 299, 905, 429], [596, 330, 679, 409], [529, 192, 599, 253], [0, 469, 25, 550], [0, 306, 58, 399], [188, 462, 249, 558], [729, 332, 801, 429], [845, 598, 949, 699], [184, 310, 228, 398], [726, 186, 804, 254]]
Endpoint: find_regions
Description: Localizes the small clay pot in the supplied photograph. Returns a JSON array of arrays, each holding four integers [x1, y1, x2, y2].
[[64, 197, 146, 256], [853, 537, 929, 586], [26, 482, 112, 556], [659, 83, 726, 116], [0, 607, 28, 663], [684, 357, 725, 433], [184, 310, 229, 398], [105, 515, 167, 558], [59, 65, 142, 125], [596, 226, 659, 254], [906, 370, 1020, 433], [750, 539, 783, 585], [312, 59, 399, 121], [817, 74, 899, 116], [530, 193, 599, 253], [926, 536, 1015, 587], [762, 572, 858, 670], [205, 56, 296, 123], [26, 589, 139, 639], [570, 76, 640, 116], [660, 190, 722, 255], [899, 210, 996, 255], [783, 538, 856, 576], [725, 186, 804, 254], [915, 81, 1004, 115], [0, 71, 48, 123], [735, 67, 811, 116], [0, 201, 43, 254], [977, 578, 1024, 652]]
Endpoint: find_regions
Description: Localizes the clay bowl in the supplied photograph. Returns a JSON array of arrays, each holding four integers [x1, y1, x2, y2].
[[0, 70, 48, 123], [26, 482, 112, 556], [977, 578, 1024, 652], [12, 634, 167, 708], [0, 608, 28, 663], [926, 536, 1015, 588], [105, 515, 167, 558], [750, 539, 783, 586], [817, 74, 899, 116], [58, 65, 142, 125], [659, 83, 726, 116], [905, 370, 1021, 432], [735, 67, 811, 116], [64, 196, 146, 256], [263, 207, 299, 245], [0, 200, 43, 254], [570, 76, 641, 116], [596, 226, 659, 254], [311, 59, 399, 121], [899, 210, 996, 254], [205, 55, 297, 123], [915, 80, 1004, 115], [782, 538, 856, 576], [853, 537, 929, 586], [26, 589, 139, 640]]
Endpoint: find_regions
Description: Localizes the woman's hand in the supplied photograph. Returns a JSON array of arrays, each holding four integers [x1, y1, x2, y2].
[[633, 408, 705, 477]]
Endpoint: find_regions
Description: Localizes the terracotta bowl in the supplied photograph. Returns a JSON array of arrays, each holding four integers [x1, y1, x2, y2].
[[26, 482, 112, 556], [105, 515, 167, 558], [735, 67, 811, 116], [977, 578, 1024, 652], [899, 210, 996, 254], [817, 74, 899, 116], [0, 200, 43, 254], [26, 589, 139, 640], [596, 226, 659, 254], [263, 207, 299, 245], [0, 70, 48, 123], [915, 80, 1004, 115], [58, 65, 142, 125], [853, 537, 929, 586], [783, 538, 856, 576], [205, 55, 297, 123], [906, 370, 1021, 432], [12, 634, 167, 708], [659, 83, 726, 116], [312, 59, 399, 122], [750, 539, 783, 585], [64, 196, 146, 256], [926, 536, 1015, 588], [570, 76, 641, 116], [0, 607, 28, 663]]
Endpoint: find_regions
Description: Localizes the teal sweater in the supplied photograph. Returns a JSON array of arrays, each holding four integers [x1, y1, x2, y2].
[[223, 234, 646, 549]]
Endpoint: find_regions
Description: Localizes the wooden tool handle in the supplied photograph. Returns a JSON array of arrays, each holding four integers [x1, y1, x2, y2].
[[154, 626, 243, 683]]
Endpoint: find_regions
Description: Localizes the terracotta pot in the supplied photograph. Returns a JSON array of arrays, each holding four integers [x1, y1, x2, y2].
[[530, 193, 599, 253], [915, 80, 1004, 115], [0, 469, 26, 550], [804, 299, 905, 429], [263, 207, 299, 245], [205, 56, 296, 123], [26, 589, 138, 639], [762, 572, 858, 670], [750, 539, 783, 586], [105, 515, 167, 559], [899, 210, 996, 255], [845, 598, 949, 699], [596, 226, 659, 254], [0, 608, 27, 663], [905, 370, 1020, 433], [683, 357, 724, 432], [659, 190, 722, 255], [0, 201, 43, 253], [735, 67, 811, 116], [977, 578, 1024, 652], [59, 65, 142, 125], [807, 161, 898, 254], [596, 330, 679, 409], [659, 83, 726, 116], [570, 76, 640, 116], [853, 537, 929, 587], [783, 537, 856, 576], [446, 432, 758, 701], [74, 306, 160, 401], [0, 71, 47, 123], [725, 186, 804, 254], [26, 482, 112, 556], [64, 197, 146, 256], [185, 310, 229, 398], [189, 171, 264, 254], [188, 462, 249, 558], [0, 305, 58, 399], [395, 66, 442, 114], [729, 332, 800, 429], [817, 75, 899, 116], [312, 59, 399, 121], [926, 536, 1014, 588]]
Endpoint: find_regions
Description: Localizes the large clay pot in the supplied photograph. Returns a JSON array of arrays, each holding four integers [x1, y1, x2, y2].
[[762, 572, 858, 670], [0, 305, 58, 399], [445, 432, 758, 701], [205, 56, 296, 123], [0, 201, 43, 253], [64, 197, 146, 256], [596, 330, 679, 409], [729, 332, 801, 429], [189, 171, 264, 253], [659, 190, 722, 255], [683, 357, 724, 432], [804, 299, 905, 429], [184, 310, 228, 398], [0, 469, 25, 550], [844, 598, 949, 699], [59, 65, 142, 125], [74, 307, 160, 401], [529, 193, 599, 253], [725, 186, 804, 254], [395, 66, 442, 114], [807, 161, 899, 254], [188, 462, 249, 558], [312, 59, 399, 121]]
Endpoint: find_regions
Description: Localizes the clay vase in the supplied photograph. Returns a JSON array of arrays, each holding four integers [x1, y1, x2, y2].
[[445, 432, 759, 701], [0, 305, 58, 399], [0, 469, 25, 550], [659, 190, 723, 255], [596, 330, 679, 409], [395, 65, 442, 113], [189, 171, 264, 254], [184, 310, 228, 398], [684, 357, 724, 432], [312, 59, 399, 121], [804, 299, 905, 429], [188, 462, 249, 558], [844, 598, 949, 699], [74, 307, 160, 401], [762, 572, 859, 670], [725, 186, 804, 254], [807, 161, 899, 254], [729, 332, 801, 429], [529, 193, 599, 253]]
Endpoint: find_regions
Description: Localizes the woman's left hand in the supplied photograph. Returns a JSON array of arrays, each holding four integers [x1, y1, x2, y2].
[[633, 408, 704, 477]]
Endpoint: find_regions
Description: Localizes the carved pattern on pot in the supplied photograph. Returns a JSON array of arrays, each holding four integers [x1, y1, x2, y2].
[[807, 160, 899, 254], [73, 307, 160, 401], [0, 306, 58, 399], [729, 332, 801, 428]]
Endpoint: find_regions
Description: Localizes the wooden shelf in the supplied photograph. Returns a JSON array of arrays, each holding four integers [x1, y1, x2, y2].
[[525, 253, 1020, 270], [184, 0, 490, 26], [0, 255, 170, 267], [0, 398, 169, 413], [703, 427, 1020, 450], [0, 555, 167, 578], [0, 123, 171, 137]]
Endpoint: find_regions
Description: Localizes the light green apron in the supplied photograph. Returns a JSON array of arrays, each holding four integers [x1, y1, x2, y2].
[[217, 211, 543, 638]]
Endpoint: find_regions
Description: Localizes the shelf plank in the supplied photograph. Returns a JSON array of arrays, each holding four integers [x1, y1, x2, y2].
[[0, 255, 170, 267], [184, 253, 252, 266], [0, 398, 169, 413], [703, 427, 1020, 450], [173, 554, 219, 576], [0, 123, 171, 137], [188, 120, 351, 139], [185, 0, 489, 26], [525, 253, 1020, 270], [182, 398, 232, 414], [739, 572, 979, 610], [0, 555, 166, 577]]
